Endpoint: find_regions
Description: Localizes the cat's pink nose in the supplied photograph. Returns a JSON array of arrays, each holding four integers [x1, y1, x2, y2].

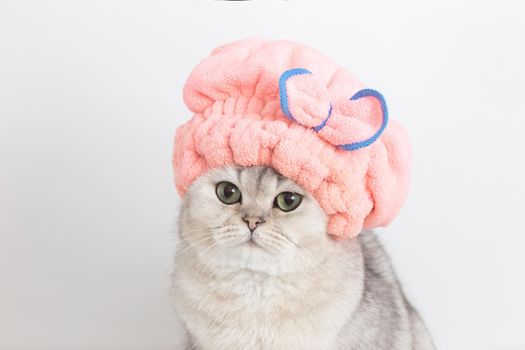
[[242, 217, 264, 232]]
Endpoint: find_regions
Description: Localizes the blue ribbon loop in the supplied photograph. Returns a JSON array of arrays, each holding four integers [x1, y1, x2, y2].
[[278, 68, 389, 152]]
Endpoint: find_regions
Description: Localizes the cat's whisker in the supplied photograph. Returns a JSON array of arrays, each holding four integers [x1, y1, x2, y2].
[[258, 241, 281, 254], [216, 235, 244, 244], [177, 239, 223, 272], [175, 234, 215, 248], [176, 226, 237, 243], [177, 231, 217, 242], [293, 248, 333, 278], [175, 235, 216, 258], [178, 226, 221, 236], [270, 227, 299, 246], [265, 227, 332, 276], [217, 237, 243, 248]]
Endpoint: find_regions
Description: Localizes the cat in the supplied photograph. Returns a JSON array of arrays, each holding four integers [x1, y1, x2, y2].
[[172, 166, 435, 350]]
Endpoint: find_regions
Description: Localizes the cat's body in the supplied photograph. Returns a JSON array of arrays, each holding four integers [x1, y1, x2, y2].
[[172, 166, 434, 350]]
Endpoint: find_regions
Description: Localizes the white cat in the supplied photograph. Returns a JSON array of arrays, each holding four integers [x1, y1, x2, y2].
[[172, 166, 435, 350]]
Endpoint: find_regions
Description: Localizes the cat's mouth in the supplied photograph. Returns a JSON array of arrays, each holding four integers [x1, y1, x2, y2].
[[246, 236, 259, 247], [242, 234, 265, 249]]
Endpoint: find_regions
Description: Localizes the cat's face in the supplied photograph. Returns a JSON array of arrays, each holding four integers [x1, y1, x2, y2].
[[178, 166, 330, 275]]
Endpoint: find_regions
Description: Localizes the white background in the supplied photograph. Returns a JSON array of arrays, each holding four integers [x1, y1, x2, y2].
[[1, 1, 524, 349]]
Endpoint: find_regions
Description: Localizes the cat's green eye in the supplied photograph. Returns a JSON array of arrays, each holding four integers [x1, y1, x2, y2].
[[216, 181, 242, 205], [274, 192, 302, 212]]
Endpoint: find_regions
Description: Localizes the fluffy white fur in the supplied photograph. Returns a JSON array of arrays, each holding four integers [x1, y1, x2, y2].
[[172, 166, 434, 350]]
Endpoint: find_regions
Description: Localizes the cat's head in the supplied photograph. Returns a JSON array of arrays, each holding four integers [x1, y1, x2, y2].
[[177, 166, 331, 275]]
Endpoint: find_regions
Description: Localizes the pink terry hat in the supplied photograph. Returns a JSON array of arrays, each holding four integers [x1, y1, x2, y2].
[[173, 38, 411, 239]]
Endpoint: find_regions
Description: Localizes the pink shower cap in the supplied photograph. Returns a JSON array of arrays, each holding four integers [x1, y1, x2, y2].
[[173, 38, 411, 239]]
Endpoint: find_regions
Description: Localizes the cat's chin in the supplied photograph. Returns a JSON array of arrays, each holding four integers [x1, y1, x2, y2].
[[240, 235, 272, 251], [232, 240, 275, 257], [243, 240, 262, 249], [205, 241, 296, 275], [219, 231, 280, 254]]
